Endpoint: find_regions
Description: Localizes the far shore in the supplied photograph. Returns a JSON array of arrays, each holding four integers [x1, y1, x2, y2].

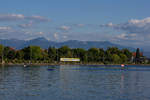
[[1, 63, 150, 66]]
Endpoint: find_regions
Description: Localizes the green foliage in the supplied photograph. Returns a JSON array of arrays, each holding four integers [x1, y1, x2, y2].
[[30, 46, 43, 60], [58, 46, 72, 58], [99, 48, 105, 61], [0, 44, 139, 64], [22, 46, 31, 60], [48, 47, 57, 61], [72, 48, 87, 62], [122, 48, 132, 61], [42, 49, 49, 60], [112, 54, 121, 64], [16, 51, 24, 60], [105, 50, 113, 62], [119, 54, 128, 63], [0, 45, 3, 58], [0, 45, 4, 63], [107, 47, 121, 55], [88, 48, 100, 62], [4, 47, 16, 60], [22, 46, 43, 60]]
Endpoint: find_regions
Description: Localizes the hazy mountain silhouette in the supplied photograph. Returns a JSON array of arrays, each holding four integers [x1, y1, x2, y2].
[[0, 37, 135, 51]]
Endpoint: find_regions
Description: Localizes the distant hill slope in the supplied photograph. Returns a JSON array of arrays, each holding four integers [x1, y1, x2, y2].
[[0, 37, 135, 51]]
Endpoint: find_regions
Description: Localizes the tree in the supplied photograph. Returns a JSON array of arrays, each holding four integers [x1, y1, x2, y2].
[[136, 48, 140, 59], [0, 45, 4, 62], [48, 47, 57, 61], [107, 47, 121, 55], [16, 50, 24, 60], [58, 46, 72, 58], [112, 54, 121, 64], [105, 49, 113, 63], [30, 46, 43, 60], [119, 54, 128, 63], [4, 47, 16, 60], [41, 49, 49, 61], [72, 48, 87, 62], [122, 48, 132, 60], [22, 46, 43, 60], [0, 44, 142, 64], [105, 47, 122, 63], [87, 48, 100, 62], [7, 49, 16, 60], [99, 48, 105, 62], [22, 46, 30, 60], [135, 48, 141, 63]]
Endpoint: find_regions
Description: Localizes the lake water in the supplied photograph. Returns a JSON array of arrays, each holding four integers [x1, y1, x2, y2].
[[0, 65, 150, 100]]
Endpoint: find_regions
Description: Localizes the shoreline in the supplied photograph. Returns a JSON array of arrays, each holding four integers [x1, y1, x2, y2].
[[1, 63, 150, 66]]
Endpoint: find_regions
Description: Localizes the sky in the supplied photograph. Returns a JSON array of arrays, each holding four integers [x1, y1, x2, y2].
[[0, 0, 150, 51]]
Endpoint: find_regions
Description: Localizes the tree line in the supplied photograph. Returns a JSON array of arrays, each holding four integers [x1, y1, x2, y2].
[[0, 45, 147, 64]]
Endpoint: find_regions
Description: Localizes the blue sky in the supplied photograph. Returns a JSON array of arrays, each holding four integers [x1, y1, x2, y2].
[[0, 0, 150, 50]]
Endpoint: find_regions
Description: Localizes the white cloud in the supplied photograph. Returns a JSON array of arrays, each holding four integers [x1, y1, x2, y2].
[[63, 35, 67, 39], [0, 26, 12, 33], [60, 25, 70, 31], [103, 22, 113, 27], [103, 17, 150, 35], [129, 17, 150, 25], [54, 32, 59, 40], [24, 31, 44, 36], [116, 33, 127, 40], [18, 21, 33, 28], [24, 31, 32, 35], [0, 14, 24, 21], [116, 33, 137, 40], [101, 17, 150, 45], [26, 15, 50, 22], [0, 26, 11, 30], [38, 32, 44, 35], [0, 14, 50, 22]]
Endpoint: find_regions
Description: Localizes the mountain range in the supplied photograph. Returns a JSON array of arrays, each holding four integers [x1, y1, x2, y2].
[[0, 37, 135, 51]]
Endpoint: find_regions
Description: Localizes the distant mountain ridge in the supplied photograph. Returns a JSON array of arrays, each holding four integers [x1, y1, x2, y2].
[[0, 37, 135, 51]]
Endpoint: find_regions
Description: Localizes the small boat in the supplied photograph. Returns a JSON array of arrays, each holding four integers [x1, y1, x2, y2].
[[24, 63, 31, 67], [121, 64, 126, 70], [121, 64, 125, 67], [24, 65, 27, 67]]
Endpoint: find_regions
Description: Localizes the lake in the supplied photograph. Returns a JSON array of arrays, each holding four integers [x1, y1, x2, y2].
[[0, 65, 150, 100]]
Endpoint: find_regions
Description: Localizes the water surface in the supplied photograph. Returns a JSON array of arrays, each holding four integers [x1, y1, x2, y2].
[[0, 65, 150, 100]]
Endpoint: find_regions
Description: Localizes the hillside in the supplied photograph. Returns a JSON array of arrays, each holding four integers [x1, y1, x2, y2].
[[0, 37, 135, 51]]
